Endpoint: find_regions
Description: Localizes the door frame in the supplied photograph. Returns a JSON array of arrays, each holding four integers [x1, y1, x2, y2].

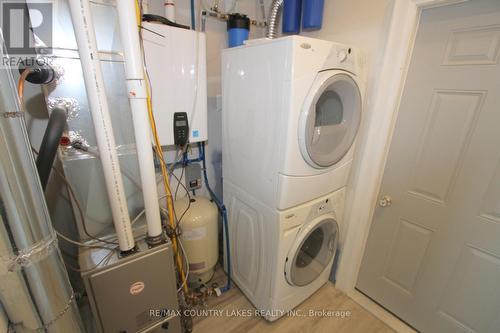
[[336, 0, 469, 329]]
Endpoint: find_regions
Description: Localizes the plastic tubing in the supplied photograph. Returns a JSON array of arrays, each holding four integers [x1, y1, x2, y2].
[[199, 142, 231, 292]]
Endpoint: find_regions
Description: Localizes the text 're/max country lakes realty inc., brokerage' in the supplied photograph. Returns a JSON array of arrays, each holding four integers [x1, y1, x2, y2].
[[150, 308, 353, 319]]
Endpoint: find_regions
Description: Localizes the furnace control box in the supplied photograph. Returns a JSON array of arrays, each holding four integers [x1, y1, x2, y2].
[[80, 242, 181, 333]]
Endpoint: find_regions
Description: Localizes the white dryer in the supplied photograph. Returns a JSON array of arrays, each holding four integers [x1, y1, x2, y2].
[[224, 182, 345, 321], [222, 36, 364, 210]]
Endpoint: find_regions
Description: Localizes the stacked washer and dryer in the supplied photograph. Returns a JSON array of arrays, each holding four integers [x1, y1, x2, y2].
[[221, 36, 365, 321]]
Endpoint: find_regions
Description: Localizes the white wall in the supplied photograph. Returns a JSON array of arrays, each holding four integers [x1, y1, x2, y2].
[[302, 0, 394, 83]]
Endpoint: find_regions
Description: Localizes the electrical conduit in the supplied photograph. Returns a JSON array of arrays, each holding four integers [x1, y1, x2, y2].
[[266, 0, 284, 39], [68, 0, 135, 253], [116, 0, 164, 244]]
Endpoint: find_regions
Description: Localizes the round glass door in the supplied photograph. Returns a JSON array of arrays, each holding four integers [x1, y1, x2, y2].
[[299, 72, 362, 168], [286, 218, 339, 287]]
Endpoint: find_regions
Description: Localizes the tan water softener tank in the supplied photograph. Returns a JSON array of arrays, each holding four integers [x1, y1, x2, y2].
[[174, 196, 218, 286]]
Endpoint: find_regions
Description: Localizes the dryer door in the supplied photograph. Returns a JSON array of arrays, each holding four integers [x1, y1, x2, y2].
[[299, 71, 362, 168], [285, 216, 339, 287]]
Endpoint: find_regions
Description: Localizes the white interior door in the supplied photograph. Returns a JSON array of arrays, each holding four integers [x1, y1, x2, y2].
[[357, 1, 500, 332]]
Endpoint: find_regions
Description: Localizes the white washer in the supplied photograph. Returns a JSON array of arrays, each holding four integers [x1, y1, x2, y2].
[[222, 36, 365, 210], [224, 183, 345, 321], [221, 36, 363, 320]]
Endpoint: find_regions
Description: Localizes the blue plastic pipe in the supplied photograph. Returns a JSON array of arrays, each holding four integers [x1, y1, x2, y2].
[[190, 0, 195, 30], [199, 142, 232, 292]]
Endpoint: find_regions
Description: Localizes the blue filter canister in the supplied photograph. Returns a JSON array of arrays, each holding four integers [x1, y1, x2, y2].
[[302, 0, 325, 31], [283, 0, 302, 34], [227, 14, 250, 48]]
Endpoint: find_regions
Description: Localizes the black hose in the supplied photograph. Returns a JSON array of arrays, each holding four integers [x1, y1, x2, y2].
[[36, 107, 67, 190]]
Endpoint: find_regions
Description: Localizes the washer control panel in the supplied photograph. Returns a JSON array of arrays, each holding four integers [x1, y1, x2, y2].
[[308, 197, 335, 221]]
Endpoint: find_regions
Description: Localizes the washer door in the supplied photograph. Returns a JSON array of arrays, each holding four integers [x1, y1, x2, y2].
[[285, 217, 339, 287], [299, 71, 362, 168]]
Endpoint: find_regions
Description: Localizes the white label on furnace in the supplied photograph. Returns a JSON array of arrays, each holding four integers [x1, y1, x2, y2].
[[183, 227, 207, 240]]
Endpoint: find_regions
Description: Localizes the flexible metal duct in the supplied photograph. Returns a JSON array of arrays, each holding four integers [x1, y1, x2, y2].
[[0, 60, 83, 331], [266, 0, 284, 39]]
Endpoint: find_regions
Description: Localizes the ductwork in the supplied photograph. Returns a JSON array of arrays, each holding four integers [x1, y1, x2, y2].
[[0, 53, 83, 332], [266, 0, 284, 39]]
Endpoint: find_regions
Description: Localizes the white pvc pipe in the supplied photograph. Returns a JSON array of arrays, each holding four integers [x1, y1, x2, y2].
[[142, 0, 150, 14], [116, 0, 163, 240], [68, 0, 135, 252], [165, 0, 176, 22]]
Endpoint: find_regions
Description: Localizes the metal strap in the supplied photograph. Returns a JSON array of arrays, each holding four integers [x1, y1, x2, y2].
[[1, 111, 24, 118], [38, 293, 76, 332], [5, 234, 58, 272]]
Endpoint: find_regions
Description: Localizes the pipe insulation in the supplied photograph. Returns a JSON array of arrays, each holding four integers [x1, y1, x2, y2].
[[0, 54, 83, 332], [266, 0, 284, 39], [116, 0, 164, 242], [36, 106, 67, 191], [68, 0, 135, 252]]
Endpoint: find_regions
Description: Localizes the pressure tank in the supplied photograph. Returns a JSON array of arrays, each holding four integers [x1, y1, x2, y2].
[[173, 196, 218, 286]]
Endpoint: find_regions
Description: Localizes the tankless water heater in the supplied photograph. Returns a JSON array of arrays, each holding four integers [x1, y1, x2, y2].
[[142, 22, 207, 146]]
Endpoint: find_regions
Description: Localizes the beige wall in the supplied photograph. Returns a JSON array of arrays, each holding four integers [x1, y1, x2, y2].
[[302, 0, 395, 249], [303, 0, 394, 79]]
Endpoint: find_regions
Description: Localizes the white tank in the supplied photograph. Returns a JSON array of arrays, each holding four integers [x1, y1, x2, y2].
[[173, 196, 218, 286]]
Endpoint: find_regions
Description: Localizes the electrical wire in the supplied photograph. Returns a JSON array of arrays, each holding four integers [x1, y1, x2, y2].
[[165, 147, 193, 235], [177, 238, 190, 292], [63, 246, 117, 273], [50, 161, 118, 245], [38, 158, 117, 246], [135, 0, 187, 293], [71, 144, 142, 191], [56, 231, 114, 250], [174, 161, 185, 201], [17, 69, 32, 105]]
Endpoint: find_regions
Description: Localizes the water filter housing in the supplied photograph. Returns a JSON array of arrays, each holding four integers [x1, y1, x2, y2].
[[302, 0, 325, 31], [142, 22, 207, 145], [227, 14, 250, 47], [283, 0, 302, 34]]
